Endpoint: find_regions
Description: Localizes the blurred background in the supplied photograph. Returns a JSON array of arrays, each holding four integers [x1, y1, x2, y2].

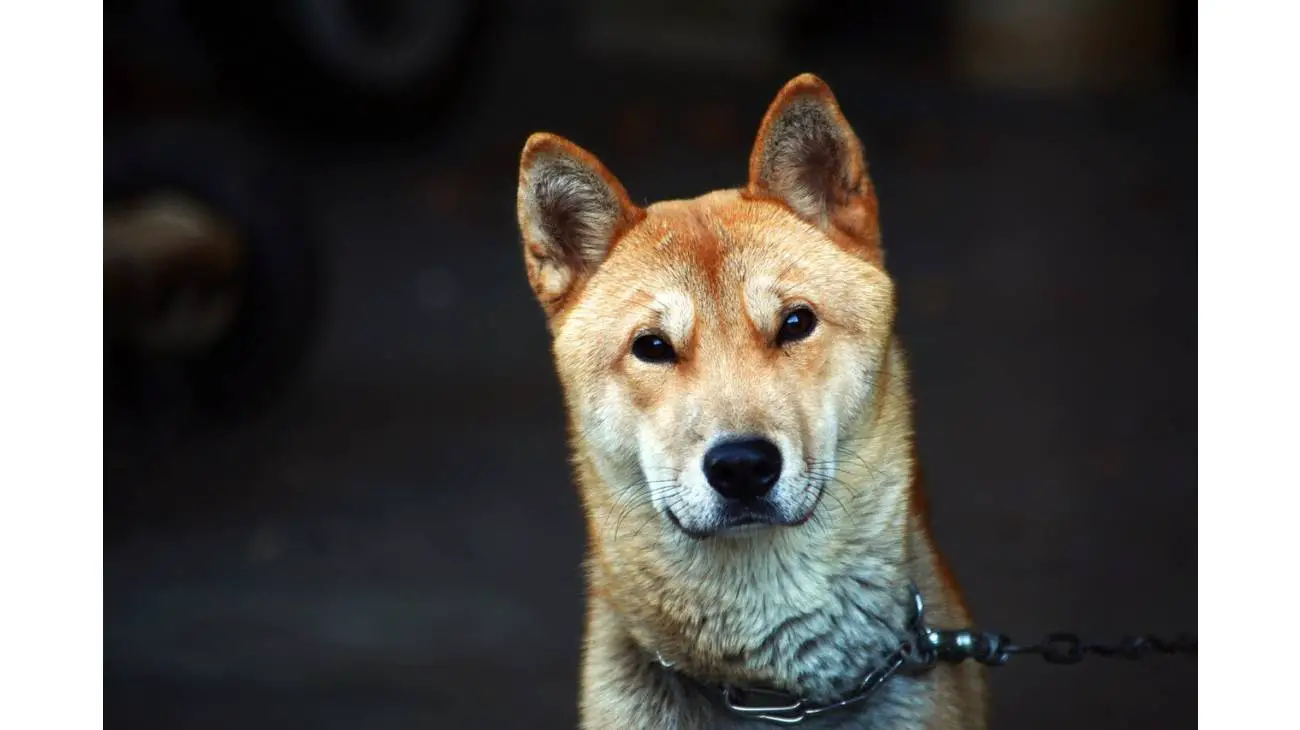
[[103, 0, 1196, 728]]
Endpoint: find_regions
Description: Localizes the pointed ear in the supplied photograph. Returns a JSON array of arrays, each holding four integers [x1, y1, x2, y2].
[[517, 133, 642, 313], [747, 74, 880, 256]]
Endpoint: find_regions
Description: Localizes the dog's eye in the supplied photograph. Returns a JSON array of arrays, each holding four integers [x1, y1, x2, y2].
[[631, 333, 677, 363], [776, 307, 818, 344]]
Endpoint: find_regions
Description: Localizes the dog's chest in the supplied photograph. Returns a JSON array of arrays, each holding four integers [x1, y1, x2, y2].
[[652, 548, 920, 707]]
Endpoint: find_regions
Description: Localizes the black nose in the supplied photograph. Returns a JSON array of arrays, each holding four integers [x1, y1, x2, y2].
[[703, 438, 782, 500]]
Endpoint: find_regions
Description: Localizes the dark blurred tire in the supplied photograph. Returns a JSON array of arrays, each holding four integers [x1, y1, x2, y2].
[[185, 0, 495, 138], [104, 121, 323, 424]]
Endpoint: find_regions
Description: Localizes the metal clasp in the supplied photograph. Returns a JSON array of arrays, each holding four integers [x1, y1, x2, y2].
[[905, 582, 941, 669], [722, 687, 811, 725]]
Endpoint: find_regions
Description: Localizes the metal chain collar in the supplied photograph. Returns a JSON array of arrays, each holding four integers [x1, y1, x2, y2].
[[664, 584, 1196, 726]]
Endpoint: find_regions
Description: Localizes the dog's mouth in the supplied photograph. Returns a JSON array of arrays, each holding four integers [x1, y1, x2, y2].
[[666, 486, 823, 539]]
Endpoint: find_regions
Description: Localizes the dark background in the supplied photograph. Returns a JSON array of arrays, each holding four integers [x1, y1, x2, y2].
[[104, 1, 1196, 728]]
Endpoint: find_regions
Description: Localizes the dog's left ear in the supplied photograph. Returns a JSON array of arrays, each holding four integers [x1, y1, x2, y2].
[[747, 74, 880, 257]]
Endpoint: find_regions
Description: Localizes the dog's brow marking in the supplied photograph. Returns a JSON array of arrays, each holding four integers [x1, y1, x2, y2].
[[646, 290, 694, 347], [742, 274, 787, 341]]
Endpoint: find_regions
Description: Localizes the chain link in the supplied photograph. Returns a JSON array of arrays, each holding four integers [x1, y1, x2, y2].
[[919, 628, 1199, 667], [1003, 631, 1198, 664]]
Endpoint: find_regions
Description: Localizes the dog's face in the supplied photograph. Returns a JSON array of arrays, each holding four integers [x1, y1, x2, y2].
[[518, 75, 895, 543]]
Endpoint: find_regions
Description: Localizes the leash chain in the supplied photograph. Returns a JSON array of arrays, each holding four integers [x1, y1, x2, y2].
[[713, 585, 1197, 725], [919, 627, 1198, 667]]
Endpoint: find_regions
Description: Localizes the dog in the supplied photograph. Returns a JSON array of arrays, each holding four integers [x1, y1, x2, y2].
[[515, 73, 987, 729]]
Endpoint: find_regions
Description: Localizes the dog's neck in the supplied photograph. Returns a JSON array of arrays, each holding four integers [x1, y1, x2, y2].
[[579, 343, 948, 723], [595, 492, 924, 704]]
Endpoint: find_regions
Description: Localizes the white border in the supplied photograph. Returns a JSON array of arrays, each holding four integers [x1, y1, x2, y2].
[[0, 2, 1238, 728], [0, 3, 104, 727], [1200, 2, 1296, 726]]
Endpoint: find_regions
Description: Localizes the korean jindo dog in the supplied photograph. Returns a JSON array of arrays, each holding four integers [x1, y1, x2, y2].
[[515, 74, 987, 729]]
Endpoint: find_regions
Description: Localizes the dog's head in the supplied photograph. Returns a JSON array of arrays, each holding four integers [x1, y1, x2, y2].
[[518, 75, 900, 546]]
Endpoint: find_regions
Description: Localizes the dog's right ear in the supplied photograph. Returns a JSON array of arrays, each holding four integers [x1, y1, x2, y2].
[[517, 133, 642, 315]]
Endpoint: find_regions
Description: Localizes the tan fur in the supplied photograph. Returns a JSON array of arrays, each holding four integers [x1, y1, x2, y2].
[[517, 74, 987, 729]]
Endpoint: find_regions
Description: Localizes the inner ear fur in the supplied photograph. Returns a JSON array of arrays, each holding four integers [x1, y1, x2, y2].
[[517, 132, 642, 313], [747, 74, 881, 257]]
